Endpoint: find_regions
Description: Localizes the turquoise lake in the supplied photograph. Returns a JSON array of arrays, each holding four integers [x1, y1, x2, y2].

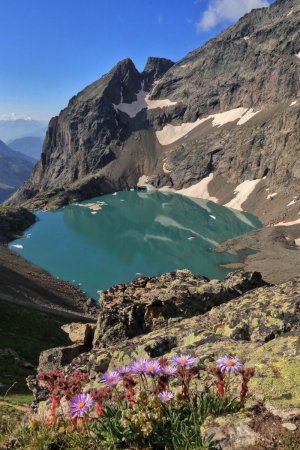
[[10, 191, 261, 299]]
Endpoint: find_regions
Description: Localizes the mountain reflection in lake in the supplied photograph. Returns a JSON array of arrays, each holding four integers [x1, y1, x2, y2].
[[10, 191, 261, 299]]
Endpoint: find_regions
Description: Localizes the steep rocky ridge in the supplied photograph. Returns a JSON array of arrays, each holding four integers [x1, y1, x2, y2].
[[7, 0, 300, 227]]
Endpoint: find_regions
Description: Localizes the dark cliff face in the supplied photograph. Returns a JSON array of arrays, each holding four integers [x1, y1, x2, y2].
[[7, 0, 300, 225], [150, 0, 300, 121]]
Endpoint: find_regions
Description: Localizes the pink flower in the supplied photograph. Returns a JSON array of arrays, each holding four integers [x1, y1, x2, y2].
[[216, 357, 243, 373], [162, 365, 177, 376], [68, 393, 94, 419], [116, 365, 131, 375], [171, 354, 195, 368], [100, 371, 121, 386], [143, 360, 161, 375], [158, 391, 174, 402], [130, 359, 149, 374]]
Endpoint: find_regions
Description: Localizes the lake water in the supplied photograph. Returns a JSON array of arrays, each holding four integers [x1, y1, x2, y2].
[[10, 191, 261, 299]]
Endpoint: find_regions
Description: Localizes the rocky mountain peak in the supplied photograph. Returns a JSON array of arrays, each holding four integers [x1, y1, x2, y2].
[[6, 0, 300, 228], [142, 56, 175, 90]]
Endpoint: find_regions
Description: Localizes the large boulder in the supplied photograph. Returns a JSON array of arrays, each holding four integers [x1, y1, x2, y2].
[[61, 322, 96, 347], [38, 344, 87, 371]]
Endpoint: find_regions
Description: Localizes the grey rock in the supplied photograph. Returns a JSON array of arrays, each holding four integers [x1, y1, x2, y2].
[[93, 270, 267, 346], [282, 422, 297, 431], [38, 344, 87, 371], [61, 322, 96, 346]]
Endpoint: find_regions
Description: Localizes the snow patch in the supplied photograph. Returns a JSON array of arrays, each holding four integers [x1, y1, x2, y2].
[[211, 108, 247, 127], [287, 199, 297, 207], [137, 175, 150, 186], [243, 36, 250, 42], [163, 163, 172, 174], [267, 192, 277, 200], [113, 82, 177, 118], [145, 94, 177, 109], [180, 64, 187, 68], [11, 244, 23, 249], [176, 173, 218, 203], [290, 100, 297, 106], [113, 89, 147, 118], [287, 8, 294, 16], [156, 117, 210, 145], [225, 179, 261, 211], [156, 107, 260, 145], [275, 218, 300, 227], [209, 215, 216, 220], [296, 52, 300, 59], [237, 108, 260, 125]]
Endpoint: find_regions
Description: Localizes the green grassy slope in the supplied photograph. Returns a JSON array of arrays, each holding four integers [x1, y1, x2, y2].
[[0, 298, 74, 404]]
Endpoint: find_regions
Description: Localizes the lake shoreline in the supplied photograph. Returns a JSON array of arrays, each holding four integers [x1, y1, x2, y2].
[[2, 198, 300, 320], [9, 191, 261, 298], [216, 224, 300, 284], [0, 244, 98, 318]]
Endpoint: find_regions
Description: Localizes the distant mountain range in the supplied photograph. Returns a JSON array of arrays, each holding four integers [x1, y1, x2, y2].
[[8, 136, 43, 161], [0, 140, 35, 202], [0, 119, 47, 142]]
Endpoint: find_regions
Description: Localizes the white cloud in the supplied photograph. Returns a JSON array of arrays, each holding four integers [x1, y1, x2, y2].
[[197, 0, 270, 32], [0, 112, 32, 121]]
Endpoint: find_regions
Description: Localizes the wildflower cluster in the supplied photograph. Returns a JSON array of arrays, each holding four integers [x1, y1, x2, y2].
[[34, 354, 255, 449]]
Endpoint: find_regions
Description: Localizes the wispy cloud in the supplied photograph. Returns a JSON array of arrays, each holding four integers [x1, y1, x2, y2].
[[157, 14, 163, 25], [0, 112, 32, 121], [196, 0, 270, 32]]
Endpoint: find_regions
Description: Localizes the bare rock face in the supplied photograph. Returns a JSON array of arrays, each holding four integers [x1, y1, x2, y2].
[[7, 57, 174, 209], [38, 344, 87, 371], [61, 322, 96, 346], [6, 0, 300, 226], [142, 56, 175, 91], [93, 270, 267, 346]]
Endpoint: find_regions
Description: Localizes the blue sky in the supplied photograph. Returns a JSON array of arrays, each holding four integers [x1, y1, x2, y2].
[[0, 0, 273, 121]]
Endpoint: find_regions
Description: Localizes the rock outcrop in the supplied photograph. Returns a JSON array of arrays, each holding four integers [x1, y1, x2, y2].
[[31, 269, 300, 448], [6, 0, 300, 226], [93, 269, 267, 345], [35, 270, 299, 404]]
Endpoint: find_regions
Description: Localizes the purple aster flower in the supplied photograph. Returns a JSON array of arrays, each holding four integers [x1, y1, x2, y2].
[[130, 359, 149, 374], [68, 393, 94, 419], [158, 391, 174, 402], [216, 357, 243, 373], [171, 354, 195, 368], [143, 360, 161, 375], [100, 371, 121, 386], [116, 365, 131, 375], [162, 365, 177, 376]]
